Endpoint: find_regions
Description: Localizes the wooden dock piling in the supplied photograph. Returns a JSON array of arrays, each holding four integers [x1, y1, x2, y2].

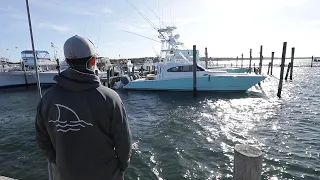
[[234, 144, 263, 180], [277, 42, 287, 98], [267, 62, 271, 75], [236, 56, 238, 67], [290, 48, 295, 80], [311, 56, 313, 67], [193, 45, 197, 97], [259, 45, 263, 74], [205, 47, 208, 69], [241, 53, 243, 68], [22, 62, 29, 88], [270, 52, 274, 75], [249, 49, 252, 73], [56, 59, 61, 74], [285, 62, 291, 81], [107, 67, 110, 88]]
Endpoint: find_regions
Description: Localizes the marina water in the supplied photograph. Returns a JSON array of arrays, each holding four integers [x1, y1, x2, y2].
[[0, 66, 319, 179]]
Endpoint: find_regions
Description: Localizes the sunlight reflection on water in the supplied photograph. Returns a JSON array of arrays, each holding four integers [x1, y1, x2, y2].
[[0, 67, 319, 180]]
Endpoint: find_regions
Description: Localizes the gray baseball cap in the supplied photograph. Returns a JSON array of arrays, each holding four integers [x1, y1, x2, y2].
[[63, 35, 96, 59]]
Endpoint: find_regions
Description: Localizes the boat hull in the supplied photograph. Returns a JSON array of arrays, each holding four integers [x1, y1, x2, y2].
[[123, 75, 265, 91], [34, 71, 58, 85], [0, 71, 37, 88]]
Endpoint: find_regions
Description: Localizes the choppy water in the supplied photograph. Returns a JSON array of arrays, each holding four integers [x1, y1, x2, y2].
[[0, 66, 319, 180]]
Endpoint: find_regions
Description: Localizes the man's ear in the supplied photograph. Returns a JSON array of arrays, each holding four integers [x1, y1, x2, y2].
[[90, 57, 96, 66]]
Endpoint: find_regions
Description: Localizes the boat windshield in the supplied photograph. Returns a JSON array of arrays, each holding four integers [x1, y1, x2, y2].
[[167, 65, 205, 72], [21, 51, 50, 60], [197, 64, 206, 71]]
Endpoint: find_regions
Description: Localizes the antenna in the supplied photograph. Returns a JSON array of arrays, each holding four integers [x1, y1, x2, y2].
[[170, 4, 172, 26], [96, 24, 101, 52], [152, 46, 160, 57], [124, 0, 190, 63], [143, 1, 166, 28], [158, 0, 160, 28]]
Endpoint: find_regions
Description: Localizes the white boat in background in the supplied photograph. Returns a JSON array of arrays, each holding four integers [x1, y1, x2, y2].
[[0, 67, 36, 88], [21, 50, 58, 86], [123, 61, 265, 91], [116, 26, 266, 92], [143, 58, 154, 70], [0, 56, 37, 88]]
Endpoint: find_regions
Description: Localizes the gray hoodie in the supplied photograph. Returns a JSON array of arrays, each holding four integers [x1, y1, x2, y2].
[[35, 68, 132, 180]]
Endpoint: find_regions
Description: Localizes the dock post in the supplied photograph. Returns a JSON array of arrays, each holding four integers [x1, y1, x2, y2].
[[193, 45, 197, 97], [22, 62, 29, 88], [249, 49, 252, 73], [132, 65, 135, 75], [259, 45, 263, 74], [285, 62, 291, 80], [241, 53, 243, 68], [236, 56, 238, 67], [107, 66, 110, 88], [290, 48, 295, 80], [56, 59, 61, 74], [111, 66, 114, 76], [234, 144, 263, 180], [311, 56, 313, 67], [205, 47, 208, 69], [267, 62, 271, 75], [277, 42, 287, 98], [270, 52, 274, 75]]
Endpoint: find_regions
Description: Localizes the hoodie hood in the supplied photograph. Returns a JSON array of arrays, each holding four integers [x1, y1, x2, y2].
[[54, 68, 101, 91]]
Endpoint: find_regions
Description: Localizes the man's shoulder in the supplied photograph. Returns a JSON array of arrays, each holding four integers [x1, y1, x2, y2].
[[42, 84, 59, 98], [96, 85, 122, 101]]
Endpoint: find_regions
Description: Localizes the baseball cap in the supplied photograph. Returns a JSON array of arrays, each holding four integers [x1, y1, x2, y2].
[[63, 35, 96, 59]]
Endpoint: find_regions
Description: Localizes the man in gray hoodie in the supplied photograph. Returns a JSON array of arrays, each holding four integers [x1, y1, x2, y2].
[[35, 35, 132, 180]]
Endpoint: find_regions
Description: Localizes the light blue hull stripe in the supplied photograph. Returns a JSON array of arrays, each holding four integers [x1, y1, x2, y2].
[[124, 76, 264, 91]]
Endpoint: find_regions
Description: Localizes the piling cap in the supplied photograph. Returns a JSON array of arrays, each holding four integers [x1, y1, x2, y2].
[[234, 144, 263, 158], [63, 35, 96, 59]]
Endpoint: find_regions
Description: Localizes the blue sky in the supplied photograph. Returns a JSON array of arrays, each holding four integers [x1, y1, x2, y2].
[[0, 0, 319, 62]]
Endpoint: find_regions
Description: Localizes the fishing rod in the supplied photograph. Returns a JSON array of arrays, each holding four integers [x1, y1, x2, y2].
[[6, 47, 18, 60], [123, 0, 169, 42], [124, 0, 158, 31], [123, 30, 161, 43], [25, 0, 53, 179]]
